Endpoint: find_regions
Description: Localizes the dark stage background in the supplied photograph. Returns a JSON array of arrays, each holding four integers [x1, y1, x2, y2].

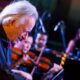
[[0, 0, 80, 52]]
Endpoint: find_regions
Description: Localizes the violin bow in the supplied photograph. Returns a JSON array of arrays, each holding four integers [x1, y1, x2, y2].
[[31, 47, 45, 76]]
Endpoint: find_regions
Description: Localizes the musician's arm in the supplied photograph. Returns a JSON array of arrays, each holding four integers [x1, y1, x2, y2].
[[60, 40, 75, 66], [49, 63, 63, 73], [12, 69, 32, 80], [66, 40, 75, 55]]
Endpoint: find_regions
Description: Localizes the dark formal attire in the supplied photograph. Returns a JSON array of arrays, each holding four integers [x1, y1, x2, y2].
[[29, 46, 56, 80], [0, 24, 26, 80]]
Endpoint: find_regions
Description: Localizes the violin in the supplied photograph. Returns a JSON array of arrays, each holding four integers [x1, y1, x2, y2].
[[11, 47, 22, 61], [28, 51, 53, 72], [11, 47, 53, 71], [11, 47, 37, 67], [38, 57, 53, 71]]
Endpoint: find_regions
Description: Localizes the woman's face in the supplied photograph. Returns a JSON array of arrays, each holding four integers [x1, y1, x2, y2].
[[22, 36, 33, 53]]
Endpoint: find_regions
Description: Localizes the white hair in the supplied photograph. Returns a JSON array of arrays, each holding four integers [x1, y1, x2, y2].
[[0, 0, 38, 24]]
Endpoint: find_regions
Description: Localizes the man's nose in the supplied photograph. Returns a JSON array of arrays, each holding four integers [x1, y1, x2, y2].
[[39, 40, 43, 43]]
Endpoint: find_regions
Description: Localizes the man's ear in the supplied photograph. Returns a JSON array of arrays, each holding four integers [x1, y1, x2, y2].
[[2, 17, 16, 27], [8, 19, 16, 25]]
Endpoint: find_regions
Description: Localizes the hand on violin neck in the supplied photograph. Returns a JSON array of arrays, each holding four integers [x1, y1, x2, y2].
[[49, 63, 63, 73]]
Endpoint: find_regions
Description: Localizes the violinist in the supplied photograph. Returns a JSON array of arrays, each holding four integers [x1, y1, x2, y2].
[[12, 35, 33, 80], [12, 35, 33, 69], [66, 27, 80, 60], [0, 0, 38, 80], [30, 32, 62, 80]]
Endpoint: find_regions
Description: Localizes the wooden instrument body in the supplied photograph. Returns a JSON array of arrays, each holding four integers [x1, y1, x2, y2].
[[11, 47, 53, 71]]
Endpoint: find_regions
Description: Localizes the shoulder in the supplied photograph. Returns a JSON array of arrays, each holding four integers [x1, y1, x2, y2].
[[68, 39, 75, 46]]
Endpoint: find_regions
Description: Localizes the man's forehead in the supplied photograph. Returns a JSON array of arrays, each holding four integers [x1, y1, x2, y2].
[[37, 34, 47, 38]]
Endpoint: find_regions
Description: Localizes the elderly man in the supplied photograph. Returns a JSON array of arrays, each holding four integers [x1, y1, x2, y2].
[[0, 1, 38, 80]]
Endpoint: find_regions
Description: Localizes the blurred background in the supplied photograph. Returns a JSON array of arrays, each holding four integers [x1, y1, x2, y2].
[[0, 0, 80, 52]]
